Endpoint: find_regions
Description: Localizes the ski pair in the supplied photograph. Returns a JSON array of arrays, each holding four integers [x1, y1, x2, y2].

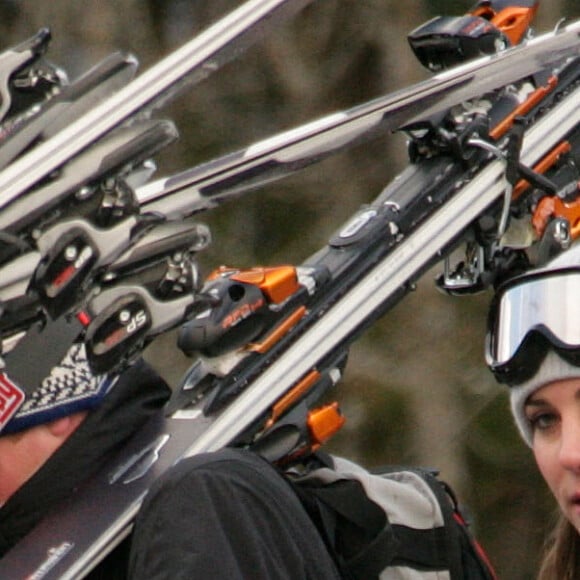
[[3, 15, 580, 384], [0, 0, 316, 392], [5, 75, 580, 580], [3, 14, 580, 580]]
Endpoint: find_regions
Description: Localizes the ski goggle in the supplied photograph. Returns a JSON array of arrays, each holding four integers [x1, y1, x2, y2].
[[486, 270, 580, 385]]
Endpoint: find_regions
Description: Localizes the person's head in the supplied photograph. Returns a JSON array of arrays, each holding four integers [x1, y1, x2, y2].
[[486, 243, 580, 533], [0, 342, 113, 504]]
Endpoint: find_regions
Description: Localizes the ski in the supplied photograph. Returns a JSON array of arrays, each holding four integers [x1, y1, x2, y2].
[[0, 119, 177, 236], [0, 28, 55, 125], [0, 0, 314, 215], [137, 18, 580, 218], [0, 51, 138, 171]]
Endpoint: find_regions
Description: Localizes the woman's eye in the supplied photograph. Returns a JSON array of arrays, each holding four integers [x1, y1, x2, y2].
[[529, 412, 558, 432]]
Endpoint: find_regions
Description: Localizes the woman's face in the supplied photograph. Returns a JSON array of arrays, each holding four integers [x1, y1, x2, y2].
[[526, 378, 580, 532]]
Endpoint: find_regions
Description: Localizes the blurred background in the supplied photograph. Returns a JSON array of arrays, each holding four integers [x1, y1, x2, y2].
[[1, 1, 579, 577]]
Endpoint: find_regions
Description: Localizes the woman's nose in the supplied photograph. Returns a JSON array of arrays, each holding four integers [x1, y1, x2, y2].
[[559, 413, 580, 472]]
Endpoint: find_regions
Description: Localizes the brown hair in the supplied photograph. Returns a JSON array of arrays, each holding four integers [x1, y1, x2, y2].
[[538, 513, 580, 579]]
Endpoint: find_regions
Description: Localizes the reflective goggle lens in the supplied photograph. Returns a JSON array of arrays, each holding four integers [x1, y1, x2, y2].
[[487, 271, 580, 384]]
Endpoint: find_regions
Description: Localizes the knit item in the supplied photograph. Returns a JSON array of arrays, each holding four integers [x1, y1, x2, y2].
[[2, 343, 113, 435], [510, 350, 580, 446]]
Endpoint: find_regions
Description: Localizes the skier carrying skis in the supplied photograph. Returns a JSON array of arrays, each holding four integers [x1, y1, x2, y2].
[[0, 346, 342, 579], [487, 242, 580, 578]]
